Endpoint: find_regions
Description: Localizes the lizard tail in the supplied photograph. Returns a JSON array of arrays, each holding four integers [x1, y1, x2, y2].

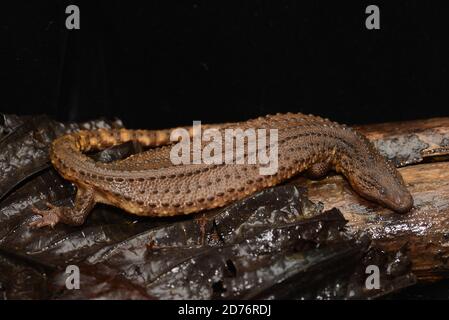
[[55, 120, 237, 154], [74, 128, 176, 152], [49, 128, 180, 177], [49, 122, 236, 178]]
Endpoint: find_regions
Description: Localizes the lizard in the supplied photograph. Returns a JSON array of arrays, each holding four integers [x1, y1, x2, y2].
[[30, 112, 414, 228]]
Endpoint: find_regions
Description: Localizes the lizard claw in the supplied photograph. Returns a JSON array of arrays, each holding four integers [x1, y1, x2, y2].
[[44, 202, 58, 210], [30, 203, 62, 228]]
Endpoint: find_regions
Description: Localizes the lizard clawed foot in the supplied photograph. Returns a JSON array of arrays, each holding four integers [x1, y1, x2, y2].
[[30, 202, 63, 228]]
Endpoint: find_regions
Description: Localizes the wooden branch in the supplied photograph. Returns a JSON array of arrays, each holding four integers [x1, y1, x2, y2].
[[292, 117, 449, 282]]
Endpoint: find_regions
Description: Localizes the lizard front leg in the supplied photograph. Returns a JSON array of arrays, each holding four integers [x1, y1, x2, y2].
[[30, 186, 96, 228]]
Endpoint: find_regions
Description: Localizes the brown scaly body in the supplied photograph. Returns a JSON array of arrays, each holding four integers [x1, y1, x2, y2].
[[30, 113, 413, 227]]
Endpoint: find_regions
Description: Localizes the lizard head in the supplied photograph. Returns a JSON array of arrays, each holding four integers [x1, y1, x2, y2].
[[347, 152, 414, 214]]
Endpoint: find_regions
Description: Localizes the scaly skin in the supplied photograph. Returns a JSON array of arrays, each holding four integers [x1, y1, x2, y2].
[[30, 113, 414, 228]]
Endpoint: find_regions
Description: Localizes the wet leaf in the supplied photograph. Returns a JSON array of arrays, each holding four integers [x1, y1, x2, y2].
[[0, 115, 434, 300]]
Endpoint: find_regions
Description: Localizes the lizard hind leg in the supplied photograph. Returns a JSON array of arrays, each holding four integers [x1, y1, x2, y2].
[[30, 186, 96, 228], [306, 161, 332, 180]]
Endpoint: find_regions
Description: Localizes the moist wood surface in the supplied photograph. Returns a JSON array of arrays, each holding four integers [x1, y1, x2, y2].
[[293, 117, 449, 282]]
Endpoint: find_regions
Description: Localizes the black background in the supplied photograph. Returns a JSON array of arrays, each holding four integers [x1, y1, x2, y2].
[[2, 1, 448, 129]]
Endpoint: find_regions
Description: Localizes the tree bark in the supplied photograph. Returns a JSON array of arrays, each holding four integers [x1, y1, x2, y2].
[[292, 117, 449, 282]]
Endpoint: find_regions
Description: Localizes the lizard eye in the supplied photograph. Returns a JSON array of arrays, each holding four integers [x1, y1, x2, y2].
[[379, 188, 386, 195]]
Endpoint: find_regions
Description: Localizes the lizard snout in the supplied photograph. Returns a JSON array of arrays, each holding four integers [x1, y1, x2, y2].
[[388, 191, 414, 214]]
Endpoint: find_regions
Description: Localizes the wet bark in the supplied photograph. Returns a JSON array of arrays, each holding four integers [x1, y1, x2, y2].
[[293, 117, 449, 282], [1, 115, 449, 299]]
